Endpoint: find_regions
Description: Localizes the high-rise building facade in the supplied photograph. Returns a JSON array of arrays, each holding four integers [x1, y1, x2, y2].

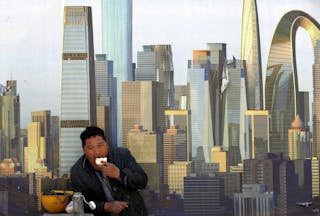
[[0, 159, 16, 176], [60, 6, 96, 175], [174, 85, 187, 110], [288, 115, 310, 159], [187, 44, 225, 162], [122, 81, 165, 148], [234, 184, 275, 216], [127, 125, 162, 192], [136, 45, 175, 108], [25, 122, 46, 173], [187, 67, 206, 159], [127, 125, 159, 163], [95, 54, 114, 142], [244, 110, 270, 159], [95, 54, 113, 107], [184, 174, 225, 216], [211, 146, 228, 172], [0, 81, 20, 163], [31, 110, 52, 171], [50, 116, 59, 177], [241, 0, 263, 110], [163, 125, 188, 185], [221, 59, 247, 165], [243, 153, 312, 215], [265, 11, 320, 158], [102, 0, 133, 146], [298, 91, 310, 127], [168, 161, 192, 195], [314, 40, 320, 157], [165, 110, 191, 161], [207, 43, 226, 149], [311, 157, 320, 197]]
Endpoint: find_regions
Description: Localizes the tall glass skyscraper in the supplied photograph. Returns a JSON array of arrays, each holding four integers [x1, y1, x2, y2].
[[60, 6, 96, 175], [102, 0, 133, 146], [241, 0, 263, 110], [187, 67, 206, 159], [222, 59, 247, 165], [187, 44, 225, 162]]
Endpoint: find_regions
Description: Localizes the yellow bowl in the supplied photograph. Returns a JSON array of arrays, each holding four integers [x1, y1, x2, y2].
[[41, 190, 73, 213]]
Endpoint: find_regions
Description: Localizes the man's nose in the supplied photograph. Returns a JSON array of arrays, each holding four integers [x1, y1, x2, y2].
[[93, 148, 101, 156]]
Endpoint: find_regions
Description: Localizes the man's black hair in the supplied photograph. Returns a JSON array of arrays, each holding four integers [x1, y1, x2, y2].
[[80, 126, 107, 147]]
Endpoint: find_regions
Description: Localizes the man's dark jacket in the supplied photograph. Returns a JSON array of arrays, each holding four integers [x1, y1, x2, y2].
[[70, 147, 148, 216]]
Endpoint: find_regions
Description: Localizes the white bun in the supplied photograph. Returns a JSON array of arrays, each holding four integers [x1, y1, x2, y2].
[[95, 157, 107, 165]]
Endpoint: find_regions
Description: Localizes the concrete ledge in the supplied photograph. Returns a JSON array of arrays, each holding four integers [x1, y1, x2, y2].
[[43, 213, 94, 216]]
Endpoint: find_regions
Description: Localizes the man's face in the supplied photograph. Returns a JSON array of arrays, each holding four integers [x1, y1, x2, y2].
[[83, 135, 109, 170]]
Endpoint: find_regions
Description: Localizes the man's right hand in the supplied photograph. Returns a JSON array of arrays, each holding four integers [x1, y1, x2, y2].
[[104, 201, 128, 214]]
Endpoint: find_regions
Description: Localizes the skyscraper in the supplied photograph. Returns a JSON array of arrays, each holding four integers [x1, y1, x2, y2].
[[102, 0, 133, 146], [288, 115, 310, 160], [136, 45, 175, 108], [241, 0, 263, 110], [163, 125, 187, 185], [265, 11, 320, 157], [60, 6, 96, 175], [165, 110, 191, 161], [127, 125, 162, 192], [244, 110, 270, 159], [187, 66, 206, 158], [298, 91, 310, 127], [187, 44, 225, 162], [31, 110, 52, 171], [0, 80, 20, 163], [95, 54, 114, 141], [314, 40, 320, 157], [221, 59, 247, 165], [121, 81, 165, 148], [207, 43, 226, 152], [25, 122, 46, 173]]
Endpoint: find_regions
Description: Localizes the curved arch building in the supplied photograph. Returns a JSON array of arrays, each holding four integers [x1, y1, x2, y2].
[[265, 10, 320, 156]]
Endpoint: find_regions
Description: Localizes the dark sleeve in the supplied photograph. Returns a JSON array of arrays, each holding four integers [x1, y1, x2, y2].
[[70, 165, 107, 215], [117, 148, 148, 189]]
